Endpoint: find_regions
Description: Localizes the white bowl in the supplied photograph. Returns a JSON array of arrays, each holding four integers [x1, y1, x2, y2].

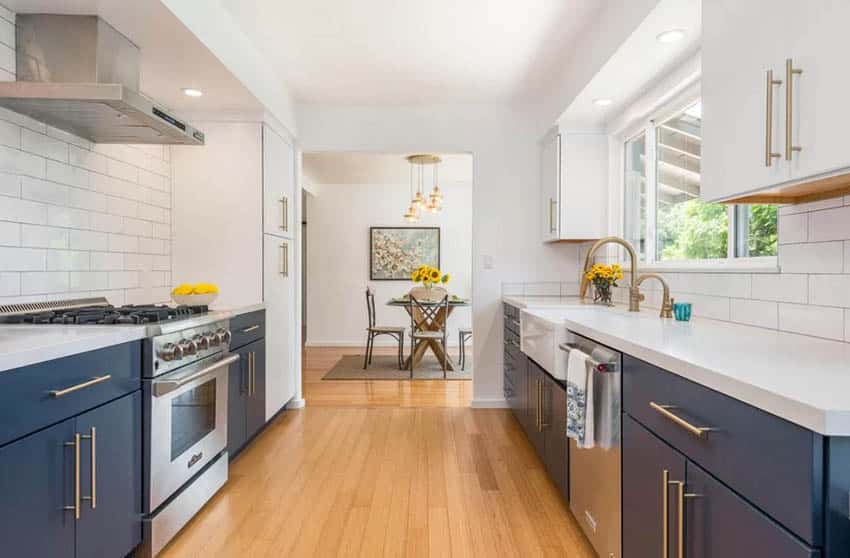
[[172, 293, 218, 307]]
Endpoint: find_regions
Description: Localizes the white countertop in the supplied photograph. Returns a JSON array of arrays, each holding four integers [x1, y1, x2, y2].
[[0, 302, 266, 373], [0, 325, 148, 373], [505, 295, 850, 436]]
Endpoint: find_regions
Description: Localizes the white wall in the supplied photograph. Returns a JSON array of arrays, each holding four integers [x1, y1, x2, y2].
[[297, 104, 583, 406], [0, 7, 172, 306], [305, 179, 473, 347], [171, 121, 263, 309]]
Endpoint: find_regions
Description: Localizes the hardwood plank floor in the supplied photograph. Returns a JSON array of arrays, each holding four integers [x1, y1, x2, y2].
[[159, 347, 596, 558]]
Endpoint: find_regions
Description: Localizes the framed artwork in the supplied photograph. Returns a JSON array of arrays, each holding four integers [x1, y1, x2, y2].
[[370, 227, 440, 280]]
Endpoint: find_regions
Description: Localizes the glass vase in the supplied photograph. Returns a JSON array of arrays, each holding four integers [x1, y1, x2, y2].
[[592, 282, 614, 306]]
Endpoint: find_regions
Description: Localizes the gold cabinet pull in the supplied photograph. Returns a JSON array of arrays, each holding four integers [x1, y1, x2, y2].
[[536, 381, 542, 431], [279, 243, 286, 276], [241, 325, 260, 334], [279, 197, 288, 232], [650, 401, 716, 438], [64, 433, 81, 520], [785, 58, 803, 160], [548, 198, 557, 233], [81, 427, 96, 509], [540, 382, 549, 429], [765, 69, 783, 166], [662, 469, 670, 558], [50, 374, 112, 398], [249, 352, 256, 396]]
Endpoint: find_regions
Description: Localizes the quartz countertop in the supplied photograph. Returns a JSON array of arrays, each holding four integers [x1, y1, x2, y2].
[[505, 295, 850, 436], [0, 325, 148, 373]]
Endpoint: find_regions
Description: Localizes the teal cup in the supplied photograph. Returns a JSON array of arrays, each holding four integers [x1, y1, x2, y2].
[[673, 302, 692, 322]]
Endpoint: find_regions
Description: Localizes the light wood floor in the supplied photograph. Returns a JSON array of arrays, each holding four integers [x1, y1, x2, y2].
[[159, 347, 596, 558]]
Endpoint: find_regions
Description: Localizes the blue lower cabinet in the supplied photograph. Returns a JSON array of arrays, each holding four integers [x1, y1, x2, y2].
[[75, 391, 142, 558], [622, 414, 686, 558], [685, 460, 818, 558], [228, 338, 266, 458], [542, 373, 568, 501], [0, 417, 76, 558]]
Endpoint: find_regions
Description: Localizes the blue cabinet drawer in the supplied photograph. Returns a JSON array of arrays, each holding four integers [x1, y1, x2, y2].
[[230, 310, 265, 349], [0, 341, 141, 447], [623, 355, 822, 546]]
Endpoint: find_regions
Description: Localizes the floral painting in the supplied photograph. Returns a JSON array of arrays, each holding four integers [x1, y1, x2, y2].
[[370, 227, 440, 280]]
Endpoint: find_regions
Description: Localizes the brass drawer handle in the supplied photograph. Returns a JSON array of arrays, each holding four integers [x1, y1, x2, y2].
[[279, 196, 288, 231], [50, 374, 112, 398], [765, 69, 782, 166], [785, 58, 803, 160], [241, 325, 260, 334], [64, 433, 81, 520], [81, 427, 96, 509], [650, 401, 716, 438]]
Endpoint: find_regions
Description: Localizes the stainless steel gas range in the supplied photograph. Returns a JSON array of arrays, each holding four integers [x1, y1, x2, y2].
[[0, 297, 237, 557]]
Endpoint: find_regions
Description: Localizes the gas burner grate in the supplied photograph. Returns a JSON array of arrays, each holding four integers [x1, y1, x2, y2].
[[0, 302, 210, 325]]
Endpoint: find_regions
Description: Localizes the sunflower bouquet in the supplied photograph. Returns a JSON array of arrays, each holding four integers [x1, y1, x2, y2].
[[584, 263, 623, 306], [411, 265, 450, 289]]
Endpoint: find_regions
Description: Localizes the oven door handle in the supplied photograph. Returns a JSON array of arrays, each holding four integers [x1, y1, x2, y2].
[[152, 353, 240, 397]]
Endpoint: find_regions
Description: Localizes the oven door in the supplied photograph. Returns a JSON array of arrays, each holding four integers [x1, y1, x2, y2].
[[147, 352, 238, 512]]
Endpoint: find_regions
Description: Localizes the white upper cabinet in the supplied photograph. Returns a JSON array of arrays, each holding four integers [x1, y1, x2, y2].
[[702, 0, 850, 203], [540, 130, 607, 243], [263, 124, 296, 238]]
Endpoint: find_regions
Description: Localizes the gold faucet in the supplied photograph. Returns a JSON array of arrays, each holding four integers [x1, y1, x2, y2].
[[635, 273, 674, 318], [579, 236, 642, 312]]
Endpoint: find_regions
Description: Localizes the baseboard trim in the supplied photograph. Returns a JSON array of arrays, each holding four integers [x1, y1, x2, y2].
[[286, 398, 306, 409], [470, 397, 509, 408]]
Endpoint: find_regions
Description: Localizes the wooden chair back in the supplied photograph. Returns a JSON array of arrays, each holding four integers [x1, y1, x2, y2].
[[365, 287, 376, 328], [409, 292, 449, 335], [409, 286, 447, 302]]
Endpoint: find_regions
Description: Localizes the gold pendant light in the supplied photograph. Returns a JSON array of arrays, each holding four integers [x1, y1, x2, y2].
[[404, 154, 443, 220]]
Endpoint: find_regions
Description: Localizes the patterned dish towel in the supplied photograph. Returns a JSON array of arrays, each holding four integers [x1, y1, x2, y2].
[[566, 347, 594, 449]]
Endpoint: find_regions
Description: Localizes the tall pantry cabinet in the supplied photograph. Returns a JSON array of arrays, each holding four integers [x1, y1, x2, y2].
[[171, 119, 299, 423]]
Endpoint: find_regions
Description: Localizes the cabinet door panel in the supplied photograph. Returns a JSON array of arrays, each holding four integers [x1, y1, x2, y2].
[[686, 461, 818, 558], [246, 338, 267, 440], [622, 414, 686, 558], [227, 349, 248, 457], [701, 0, 793, 201], [263, 124, 295, 238], [76, 391, 142, 558], [543, 376, 568, 501], [0, 418, 76, 558], [263, 235, 295, 420], [540, 132, 560, 242], [525, 363, 545, 457]]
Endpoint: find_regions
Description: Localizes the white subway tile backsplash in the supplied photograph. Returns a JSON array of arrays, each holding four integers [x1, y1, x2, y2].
[[149, 189, 170, 208], [46, 160, 90, 189], [808, 206, 850, 242], [0, 144, 45, 177], [69, 271, 108, 291], [124, 253, 153, 271], [0, 220, 18, 245], [108, 271, 138, 289], [524, 282, 560, 296], [779, 198, 843, 216], [730, 298, 778, 329], [69, 145, 107, 173], [107, 158, 138, 183], [152, 255, 170, 271], [90, 251, 123, 271], [0, 119, 19, 148], [138, 237, 166, 255], [122, 217, 152, 237], [0, 106, 45, 133], [152, 223, 170, 239], [69, 230, 108, 251], [108, 233, 138, 253], [0, 247, 45, 271], [751, 273, 808, 304], [0, 271, 19, 296], [21, 129, 69, 162], [139, 168, 168, 191], [21, 177, 68, 205], [47, 250, 89, 271], [20, 271, 68, 295], [67, 187, 107, 212], [779, 242, 844, 274], [21, 224, 68, 249], [89, 212, 123, 233], [779, 212, 808, 244], [46, 126, 91, 150], [138, 203, 166, 223], [778, 303, 845, 341], [808, 274, 850, 308], [47, 206, 89, 229], [0, 171, 19, 196], [107, 196, 138, 218]]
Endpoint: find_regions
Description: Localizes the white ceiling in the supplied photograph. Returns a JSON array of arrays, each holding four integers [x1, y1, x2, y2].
[[221, 0, 601, 104], [303, 152, 472, 185], [3, 0, 263, 115], [558, 0, 701, 129]]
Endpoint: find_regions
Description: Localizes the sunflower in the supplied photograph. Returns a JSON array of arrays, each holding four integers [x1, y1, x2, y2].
[[429, 269, 440, 281]]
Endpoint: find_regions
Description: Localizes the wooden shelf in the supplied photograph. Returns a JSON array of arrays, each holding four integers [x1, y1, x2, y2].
[[720, 170, 850, 205]]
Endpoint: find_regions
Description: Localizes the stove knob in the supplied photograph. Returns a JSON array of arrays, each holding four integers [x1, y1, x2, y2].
[[205, 331, 220, 347], [192, 334, 209, 351], [178, 338, 198, 355], [159, 342, 183, 362], [215, 328, 231, 346]]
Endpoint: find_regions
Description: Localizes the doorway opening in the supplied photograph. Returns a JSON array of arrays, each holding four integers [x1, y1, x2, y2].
[[300, 151, 473, 407]]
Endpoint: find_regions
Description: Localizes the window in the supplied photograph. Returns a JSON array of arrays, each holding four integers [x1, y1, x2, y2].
[[623, 99, 777, 265]]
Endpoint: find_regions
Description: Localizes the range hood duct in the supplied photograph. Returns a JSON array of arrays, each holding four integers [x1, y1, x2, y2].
[[0, 15, 204, 145]]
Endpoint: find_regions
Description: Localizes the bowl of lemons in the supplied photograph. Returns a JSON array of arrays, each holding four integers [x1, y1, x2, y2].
[[171, 283, 219, 306]]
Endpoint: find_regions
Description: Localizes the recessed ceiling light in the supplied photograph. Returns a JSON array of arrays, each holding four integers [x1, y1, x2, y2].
[[593, 98, 613, 107], [656, 29, 686, 43], [182, 88, 203, 98]]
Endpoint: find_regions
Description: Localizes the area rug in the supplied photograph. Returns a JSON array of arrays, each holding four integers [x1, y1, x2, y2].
[[322, 354, 472, 381]]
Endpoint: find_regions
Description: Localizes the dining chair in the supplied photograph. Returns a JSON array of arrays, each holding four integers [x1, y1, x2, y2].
[[409, 290, 449, 378], [458, 327, 472, 370], [363, 287, 405, 369]]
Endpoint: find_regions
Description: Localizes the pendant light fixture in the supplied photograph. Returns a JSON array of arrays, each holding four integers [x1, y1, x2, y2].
[[404, 154, 443, 220]]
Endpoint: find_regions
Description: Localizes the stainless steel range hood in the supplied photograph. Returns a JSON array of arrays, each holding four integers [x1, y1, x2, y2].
[[0, 15, 204, 145]]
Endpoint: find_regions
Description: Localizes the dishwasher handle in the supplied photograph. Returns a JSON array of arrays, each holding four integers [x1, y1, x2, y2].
[[559, 342, 619, 373]]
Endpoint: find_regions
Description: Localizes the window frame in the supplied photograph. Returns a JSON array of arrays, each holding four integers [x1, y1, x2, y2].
[[616, 88, 778, 273]]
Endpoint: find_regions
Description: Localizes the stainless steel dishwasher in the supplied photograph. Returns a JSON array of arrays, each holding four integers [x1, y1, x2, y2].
[[560, 331, 622, 558]]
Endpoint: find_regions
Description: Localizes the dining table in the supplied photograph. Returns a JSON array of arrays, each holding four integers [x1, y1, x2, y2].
[[387, 296, 471, 371]]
